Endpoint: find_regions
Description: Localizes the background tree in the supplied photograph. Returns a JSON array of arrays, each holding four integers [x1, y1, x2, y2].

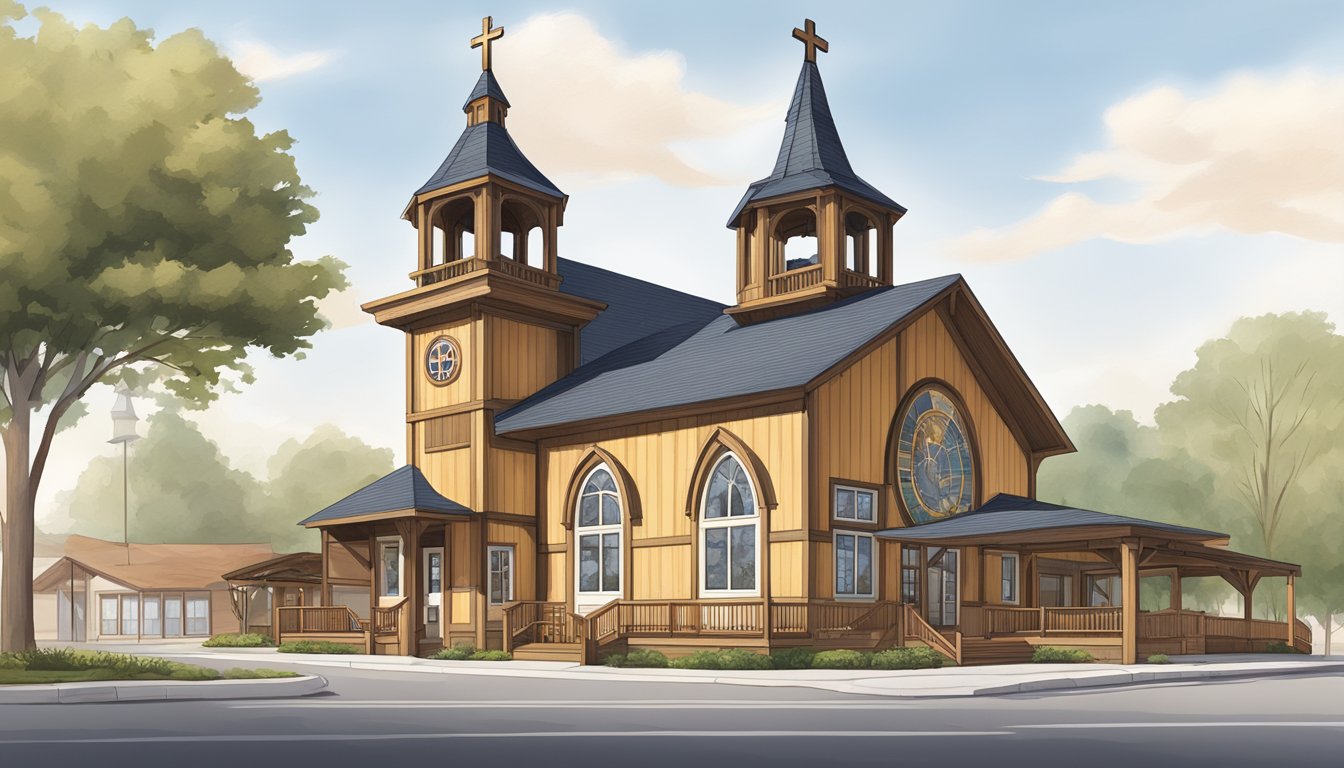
[[0, 4, 346, 650]]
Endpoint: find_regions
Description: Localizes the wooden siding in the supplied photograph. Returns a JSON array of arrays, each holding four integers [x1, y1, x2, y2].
[[411, 316, 476, 412], [485, 315, 568, 401], [485, 446, 536, 516]]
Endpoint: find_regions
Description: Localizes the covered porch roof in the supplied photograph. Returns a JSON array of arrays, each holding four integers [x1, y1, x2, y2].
[[877, 494, 1300, 579], [299, 465, 473, 528], [222, 552, 322, 586]]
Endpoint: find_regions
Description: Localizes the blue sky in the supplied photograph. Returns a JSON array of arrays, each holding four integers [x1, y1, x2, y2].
[[24, 1, 1344, 522]]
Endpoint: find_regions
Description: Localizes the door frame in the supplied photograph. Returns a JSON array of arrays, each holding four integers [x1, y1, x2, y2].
[[925, 546, 961, 627], [423, 547, 444, 640]]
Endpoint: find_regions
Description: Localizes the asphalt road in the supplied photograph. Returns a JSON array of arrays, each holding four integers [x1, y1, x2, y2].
[[2, 658, 1343, 768]]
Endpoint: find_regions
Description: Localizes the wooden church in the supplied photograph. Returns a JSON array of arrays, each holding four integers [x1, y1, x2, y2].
[[270, 17, 1309, 665]]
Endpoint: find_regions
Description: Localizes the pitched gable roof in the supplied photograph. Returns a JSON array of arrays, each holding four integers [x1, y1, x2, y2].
[[415, 121, 563, 199], [299, 465, 472, 527], [727, 61, 905, 227], [32, 536, 276, 593], [496, 274, 961, 435]]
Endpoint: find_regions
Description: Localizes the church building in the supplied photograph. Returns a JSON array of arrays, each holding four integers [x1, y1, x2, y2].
[[272, 17, 1309, 665]]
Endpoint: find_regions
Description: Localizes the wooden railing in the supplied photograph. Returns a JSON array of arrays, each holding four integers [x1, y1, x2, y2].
[[1139, 609, 1206, 639], [1294, 619, 1312, 653], [902, 603, 961, 665], [768, 264, 823, 294], [503, 601, 586, 648], [1206, 616, 1292, 641], [612, 600, 767, 636], [1044, 606, 1122, 634], [494, 257, 561, 289], [984, 606, 1042, 635], [841, 270, 883, 290], [411, 257, 486, 286], [277, 606, 362, 634], [371, 597, 411, 655], [410, 256, 561, 289]]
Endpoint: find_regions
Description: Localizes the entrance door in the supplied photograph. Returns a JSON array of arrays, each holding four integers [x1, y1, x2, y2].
[[424, 548, 444, 640], [927, 547, 960, 627]]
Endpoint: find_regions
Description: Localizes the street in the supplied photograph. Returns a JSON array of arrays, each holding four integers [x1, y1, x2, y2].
[[1, 658, 1343, 767]]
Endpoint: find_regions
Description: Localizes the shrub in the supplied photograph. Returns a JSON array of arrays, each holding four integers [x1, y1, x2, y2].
[[605, 648, 669, 668], [203, 633, 272, 648], [429, 645, 476, 661], [869, 647, 945, 670], [769, 647, 817, 670], [1265, 641, 1299, 654], [221, 668, 301, 679], [1031, 646, 1094, 664], [277, 640, 361, 655], [1145, 654, 1171, 665], [810, 649, 870, 669], [669, 648, 772, 670], [469, 650, 512, 661]]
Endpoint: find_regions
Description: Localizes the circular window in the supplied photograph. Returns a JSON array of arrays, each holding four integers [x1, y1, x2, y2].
[[895, 387, 976, 524], [425, 336, 461, 384]]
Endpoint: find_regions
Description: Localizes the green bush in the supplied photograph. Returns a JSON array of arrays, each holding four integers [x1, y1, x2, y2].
[[810, 649, 870, 669], [203, 633, 272, 648], [221, 668, 301, 679], [669, 648, 772, 670], [869, 647, 946, 670], [277, 640, 361, 655], [1031, 646, 1095, 664], [429, 645, 476, 661], [769, 647, 817, 670], [604, 648, 669, 668], [1145, 653, 1171, 665], [1265, 641, 1300, 654], [469, 650, 512, 661]]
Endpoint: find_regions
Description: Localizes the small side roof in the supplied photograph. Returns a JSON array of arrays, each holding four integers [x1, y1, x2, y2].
[[222, 552, 322, 585], [299, 465, 473, 527], [33, 536, 276, 593]]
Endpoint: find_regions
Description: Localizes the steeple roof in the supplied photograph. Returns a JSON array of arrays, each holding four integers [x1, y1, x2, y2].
[[415, 74, 562, 199], [726, 61, 905, 227]]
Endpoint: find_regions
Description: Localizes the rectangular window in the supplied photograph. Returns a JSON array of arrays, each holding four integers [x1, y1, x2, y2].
[[835, 531, 876, 598], [1039, 574, 1074, 608], [1000, 553, 1019, 604], [142, 595, 162, 636], [1087, 574, 1122, 607], [120, 594, 139, 635], [901, 547, 922, 605], [488, 546, 514, 605], [378, 538, 401, 598], [163, 595, 183, 636], [833, 486, 877, 522], [185, 595, 210, 636], [100, 596, 119, 636], [427, 552, 442, 595]]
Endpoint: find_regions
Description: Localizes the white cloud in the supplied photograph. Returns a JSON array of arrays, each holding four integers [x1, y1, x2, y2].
[[229, 40, 334, 82], [493, 13, 777, 187], [947, 69, 1344, 262]]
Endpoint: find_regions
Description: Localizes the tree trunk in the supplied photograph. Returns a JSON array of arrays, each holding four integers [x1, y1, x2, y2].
[[1, 405, 37, 651]]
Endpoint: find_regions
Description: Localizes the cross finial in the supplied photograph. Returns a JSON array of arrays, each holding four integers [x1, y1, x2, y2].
[[471, 16, 505, 71], [792, 18, 828, 63]]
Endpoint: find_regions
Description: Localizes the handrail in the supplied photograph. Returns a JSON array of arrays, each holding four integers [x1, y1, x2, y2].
[[902, 603, 960, 665], [277, 605, 362, 634], [983, 606, 1042, 635], [1044, 605, 1122, 634]]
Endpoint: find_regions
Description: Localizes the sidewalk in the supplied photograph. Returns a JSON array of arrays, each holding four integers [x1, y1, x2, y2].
[[160, 645, 1344, 698]]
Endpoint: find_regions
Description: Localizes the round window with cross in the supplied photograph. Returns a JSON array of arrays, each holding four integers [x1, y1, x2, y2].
[[425, 336, 461, 385]]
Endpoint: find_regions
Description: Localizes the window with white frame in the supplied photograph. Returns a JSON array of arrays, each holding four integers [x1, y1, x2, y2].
[[833, 485, 877, 523], [1000, 552, 1019, 604], [100, 595, 118, 635], [835, 531, 876, 599], [576, 465, 622, 600], [378, 537, 402, 598], [120, 594, 139, 635], [142, 595, 161, 636], [185, 595, 210, 636], [699, 453, 759, 596], [163, 595, 183, 636], [488, 546, 514, 605]]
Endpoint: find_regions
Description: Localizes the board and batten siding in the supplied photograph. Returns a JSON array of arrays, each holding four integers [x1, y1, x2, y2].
[[539, 406, 807, 604]]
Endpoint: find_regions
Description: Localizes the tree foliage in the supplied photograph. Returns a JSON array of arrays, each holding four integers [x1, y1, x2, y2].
[[0, 3, 346, 650]]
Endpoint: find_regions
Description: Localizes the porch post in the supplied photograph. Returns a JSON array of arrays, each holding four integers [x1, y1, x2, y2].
[[1120, 540, 1138, 665], [1286, 574, 1296, 645], [1170, 570, 1182, 612], [1242, 569, 1254, 620], [320, 530, 330, 606]]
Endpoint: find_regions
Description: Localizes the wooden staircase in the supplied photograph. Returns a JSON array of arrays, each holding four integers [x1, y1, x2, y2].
[[511, 642, 586, 662], [959, 636, 1036, 666]]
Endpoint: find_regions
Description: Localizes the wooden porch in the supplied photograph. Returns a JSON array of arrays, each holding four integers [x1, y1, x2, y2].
[[275, 598, 415, 655]]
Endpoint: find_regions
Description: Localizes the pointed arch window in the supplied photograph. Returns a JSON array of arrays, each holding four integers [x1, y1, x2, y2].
[[699, 453, 760, 596], [576, 465, 622, 603]]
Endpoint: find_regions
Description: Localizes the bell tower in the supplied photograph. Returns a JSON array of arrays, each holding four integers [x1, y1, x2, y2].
[[725, 19, 907, 326]]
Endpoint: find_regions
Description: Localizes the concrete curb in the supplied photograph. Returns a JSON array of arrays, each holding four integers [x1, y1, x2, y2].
[[169, 649, 1344, 699], [0, 674, 328, 705]]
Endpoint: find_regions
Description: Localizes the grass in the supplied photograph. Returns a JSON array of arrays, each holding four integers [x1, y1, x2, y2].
[[427, 645, 512, 662], [1031, 646, 1095, 664], [0, 648, 298, 685], [203, 633, 273, 648], [602, 646, 946, 671], [277, 640, 362, 655], [1145, 653, 1171, 664]]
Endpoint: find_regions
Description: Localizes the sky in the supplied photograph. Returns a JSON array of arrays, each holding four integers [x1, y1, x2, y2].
[[16, 0, 1344, 526]]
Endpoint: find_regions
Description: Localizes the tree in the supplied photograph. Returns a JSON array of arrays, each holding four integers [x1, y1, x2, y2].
[[0, 5, 346, 650]]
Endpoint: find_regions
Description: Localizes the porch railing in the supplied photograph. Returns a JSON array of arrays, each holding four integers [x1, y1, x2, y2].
[[983, 606, 1042, 635], [902, 603, 961, 665], [1044, 606, 1122, 634], [276, 606, 362, 634]]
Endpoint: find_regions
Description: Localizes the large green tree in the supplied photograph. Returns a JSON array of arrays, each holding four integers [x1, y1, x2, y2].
[[0, 5, 345, 650]]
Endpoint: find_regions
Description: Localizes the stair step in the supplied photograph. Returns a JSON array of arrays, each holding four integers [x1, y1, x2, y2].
[[512, 642, 585, 663]]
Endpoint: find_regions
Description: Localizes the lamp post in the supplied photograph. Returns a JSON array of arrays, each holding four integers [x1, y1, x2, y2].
[[108, 385, 141, 564]]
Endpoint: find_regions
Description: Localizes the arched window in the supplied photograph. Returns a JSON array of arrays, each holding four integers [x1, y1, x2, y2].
[[699, 453, 760, 596], [576, 465, 621, 605]]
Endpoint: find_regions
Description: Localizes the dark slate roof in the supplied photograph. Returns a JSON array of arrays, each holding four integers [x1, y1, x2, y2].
[[496, 273, 960, 434], [876, 494, 1226, 541], [727, 61, 905, 227], [462, 70, 510, 111], [556, 257, 726, 366], [299, 465, 472, 526]]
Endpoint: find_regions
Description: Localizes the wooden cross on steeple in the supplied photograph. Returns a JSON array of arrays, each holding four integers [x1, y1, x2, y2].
[[792, 18, 828, 63], [471, 16, 505, 71]]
